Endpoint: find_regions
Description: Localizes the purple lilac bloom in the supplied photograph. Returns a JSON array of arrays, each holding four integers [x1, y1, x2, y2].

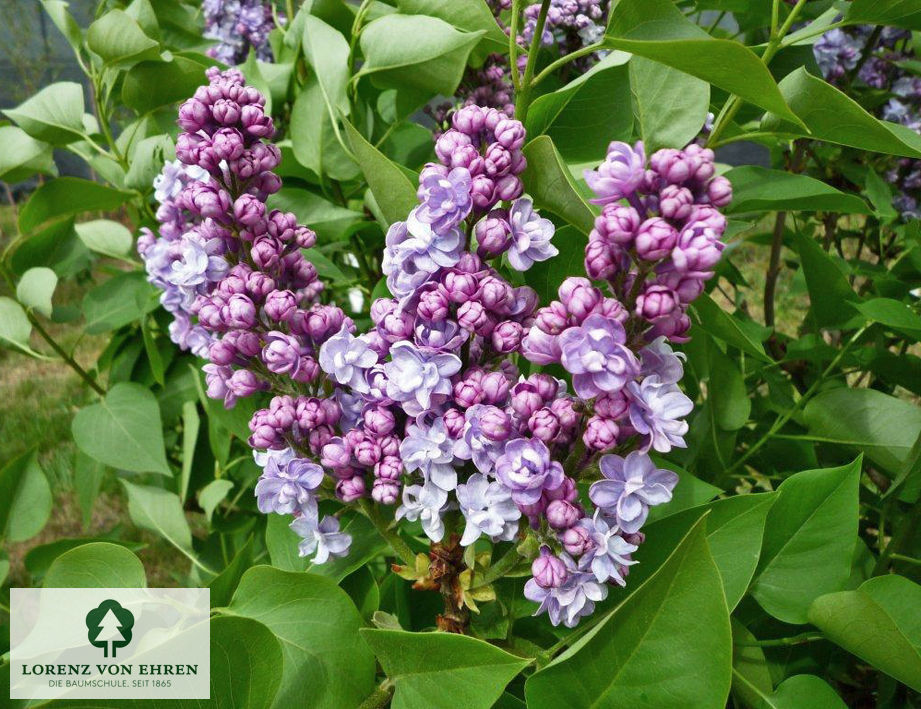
[[506, 198, 559, 271], [524, 552, 608, 628], [575, 511, 638, 584], [382, 208, 465, 298], [319, 325, 378, 394], [417, 166, 474, 232], [383, 341, 462, 416], [203, 0, 278, 65], [454, 404, 516, 473], [590, 451, 679, 533], [494, 438, 564, 506], [559, 314, 640, 398], [583, 141, 646, 204], [627, 376, 693, 453], [291, 512, 352, 563], [400, 415, 458, 492], [455, 473, 521, 546], [396, 483, 449, 542], [255, 457, 324, 515]]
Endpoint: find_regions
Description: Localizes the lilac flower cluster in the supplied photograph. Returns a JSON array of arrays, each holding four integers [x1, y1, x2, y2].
[[814, 26, 921, 218], [138, 160, 219, 356], [521, 0, 608, 64], [203, 0, 278, 65]]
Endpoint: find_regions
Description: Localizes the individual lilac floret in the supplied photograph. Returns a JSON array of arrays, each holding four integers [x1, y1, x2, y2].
[[575, 511, 639, 584], [531, 546, 569, 588], [401, 415, 458, 492], [383, 208, 464, 298], [454, 404, 516, 473], [384, 342, 462, 416], [455, 474, 521, 546], [639, 337, 685, 385], [506, 198, 559, 271], [319, 324, 378, 394], [583, 141, 646, 204], [589, 451, 678, 533], [290, 513, 352, 564], [494, 438, 564, 506], [417, 166, 474, 232], [396, 483, 449, 542], [627, 376, 694, 452], [254, 457, 324, 515], [559, 314, 640, 399], [524, 552, 608, 627]]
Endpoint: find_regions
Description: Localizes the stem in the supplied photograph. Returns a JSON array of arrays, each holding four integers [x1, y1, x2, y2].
[[531, 41, 606, 87], [763, 211, 786, 328], [28, 312, 106, 396], [476, 544, 522, 587], [734, 632, 824, 648], [358, 681, 394, 709], [724, 325, 869, 477], [509, 0, 522, 92], [358, 499, 415, 566], [514, 0, 552, 123]]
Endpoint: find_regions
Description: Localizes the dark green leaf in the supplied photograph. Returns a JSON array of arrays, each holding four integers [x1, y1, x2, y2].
[[0, 450, 52, 543], [43, 542, 146, 588], [794, 231, 860, 328], [82, 271, 157, 334], [19, 178, 134, 233], [846, 0, 921, 30], [25, 538, 144, 580], [521, 135, 595, 235], [209, 616, 283, 709], [691, 294, 771, 361], [396, 0, 507, 53], [74, 219, 135, 260], [630, 57, 710, 152], [725, 166, 871, 215], [122, 55, 212, 113], [524, 226, 587, 305]]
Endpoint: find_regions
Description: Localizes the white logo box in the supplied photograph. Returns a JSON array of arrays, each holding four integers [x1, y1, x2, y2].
[[10, 588, 210, 700]]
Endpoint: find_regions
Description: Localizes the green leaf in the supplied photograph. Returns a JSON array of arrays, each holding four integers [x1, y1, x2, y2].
[[708, 342, 750, 431], [646, 460, 722, 523], [0, 297, 35, 355], [210, 616, 283, 709], [630, 57, 710, 152], [198, 479, 233, 524], [344, 120, 418, 226], [357, 14, 484, 97], [0, 126, 57, 182], [691, 294, 771, 361], [846, 0, 921, 30], [525, 516, 732, 708], [304, 248, 348, 281], [307, 513, 388, 582], [396, 0, 507, 53], [757, 675, 848, 709], [751, 459, 860, 625], [636, 494, 775, 611], [267, 188, 363, 243], [121, 480, 193, 552], [125, 134, 174, 192], [0, 450, 52, 543], [179, 400, 200, 503], [803, 388, 921, 475], [289, 78, 358, 181], [853, 298, 921, 339], [43, 542, 146, 588], [87, 9, 161, 69], [72, 382, 171, 475], [3, 82, 85, 145], [74, 451, 105, 528], [19, 177, 134, 233], [526, 52, 633, 162], [361, 629, 530, 709], [122, 55, 212, 113], [302, 15, 350, 118], [41, 0, 83, 52], [809, 575, 921, 692], [521, 135, 595, 235], [265, 513, 307, 572], [793, 231, 860, 328], [604, 0, 799, 124], [865, 169, 898, 221], [16, 267, 57, 318], [209, 537, 254, 608], [224, 566, 376, 709], [82, 271, 157, 334], [730, 619, 773, 709], [724, 166, 871, 215], [774, 68, 921, 158], [75, 219, 135, 260], [25, 537, 144, 580]]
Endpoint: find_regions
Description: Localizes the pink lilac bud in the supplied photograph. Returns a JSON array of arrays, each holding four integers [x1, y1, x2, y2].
[[380, 309, 414, 342], [529, 374, 559, 401], [471, 175, 496, 210], [484, 143, 512, 176], [240, 104, 273, 137], [245, 271, 275, 299], [458, 300, 495, 335], [456, 252, 484, 273], [211, 98, 241, 125], [583, 416, 620, 451], [264, 289, 297, 322], [707, 175, 733, 207], [337, 475, 366, 502], [494, 118, 526, 150], [375, 455, 402, 480], [262, 332, 302, 375], [228, 369, 262, 397], [549, 398, 579, 431], [363, 406, 396, 437], [595, 391, 629, 419], [443, 408, 466, 438], [528, 407, 561, 443], [379, 435, 400, 458], [657, 270, 706, 305], [546, 499, 581, 530], [544, 476, 578, 504], [476, 210, 512, 259], [635, 218, 678, 261], [480, 406, 512, 441], [650, 148, 692, 184], [491, 320, 523, 353], [584, 239, 617, 280], [453, 106, 487, 136], [532, 547, 568, 588], [234, 194, 265, 226], [435, 130, 472, 164], [225, 294, 257, 328], [494, 174, 523, 201], [372, 478, 400, 505], [636, 284, 681, 321], [477, 275, 513, 312], [511, 384, 543, 419], [480, 371, 510, 404], [250, 237, 282, 270], [212, 128, 245, 161], [595, 204, 641, 245], [559, 277, 602, 320], [321, 438, 351, 470], [454, 378, 484, 408], [562, 524, 595, 556], [354, 436, 382, 467], [597, 297, 629, 323], [535, 301, 569, 335], [209, 339, 237, 366], [649, 310, 692, 343], [659, 185, 694, 221], [417, 289, 450, 321], [442, 271, 479, 303]]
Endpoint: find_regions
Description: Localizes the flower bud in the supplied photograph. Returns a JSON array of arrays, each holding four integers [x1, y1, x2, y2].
[[532, 547, 568, 588], [635, 218, 678, 261], [561, 525, 594, 556], [528, 407, 560, 443], [583, 415, 620, 451], [337, 475, 366, 502], [636, 284, 681, 321], [546, 499, 581, 530], [491, 320, 523, 353]]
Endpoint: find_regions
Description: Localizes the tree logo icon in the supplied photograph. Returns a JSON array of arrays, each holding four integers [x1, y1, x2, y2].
[[86, 600, 134, 658]]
